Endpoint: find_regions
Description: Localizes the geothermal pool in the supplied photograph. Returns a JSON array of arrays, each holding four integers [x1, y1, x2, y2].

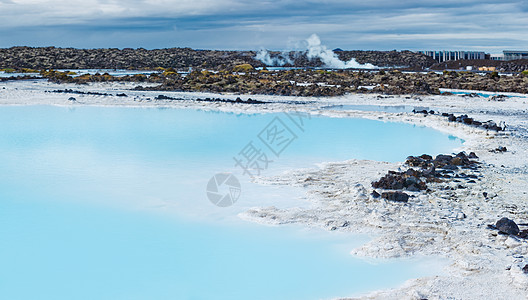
[[321, 104, 431, 113], [0, 106, 462, 300]]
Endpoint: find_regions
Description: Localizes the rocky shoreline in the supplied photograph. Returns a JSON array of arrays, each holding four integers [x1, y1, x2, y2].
[[235, 95, 528, 299], [4, 67, 528, 97], [412, 109, 506, 132]]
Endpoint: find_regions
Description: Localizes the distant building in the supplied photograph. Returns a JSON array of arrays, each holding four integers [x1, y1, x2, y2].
[[490, 54, 505, 61], [503, 50, 528, 61], [489, 51, 528, 61], [419, 50, 486, 63]]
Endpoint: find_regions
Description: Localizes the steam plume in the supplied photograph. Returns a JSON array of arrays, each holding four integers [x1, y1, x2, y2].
[[303, 34, 376, 69], [255, 34, 377, 69], [255, 49, 292, 66]]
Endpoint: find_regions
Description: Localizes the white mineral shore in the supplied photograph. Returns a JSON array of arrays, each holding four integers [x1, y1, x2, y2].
[[1, 79, 528, 299]]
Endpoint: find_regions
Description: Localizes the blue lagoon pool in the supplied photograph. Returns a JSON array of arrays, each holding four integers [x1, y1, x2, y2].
[[0, 106, 462, 300], [321, 104, 431, 113]]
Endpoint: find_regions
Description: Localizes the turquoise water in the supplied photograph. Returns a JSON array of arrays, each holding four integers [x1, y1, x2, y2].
[[0, 106, 462, 300], [0, 71, 41, 78], [440, 91, 497, 97], [58, 69, 160, 77], [440, 90, 526, 98], [322, 104, 431, 113], [0, 69, 155, 79]]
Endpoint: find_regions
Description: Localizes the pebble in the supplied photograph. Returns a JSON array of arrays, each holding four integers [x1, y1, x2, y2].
[[456, 212, 467, 220]]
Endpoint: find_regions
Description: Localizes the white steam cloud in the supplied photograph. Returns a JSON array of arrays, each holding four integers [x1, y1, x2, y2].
[[255, 49, 292, 66], [303, 34, 376, 69], [255, 34, 378, 69]]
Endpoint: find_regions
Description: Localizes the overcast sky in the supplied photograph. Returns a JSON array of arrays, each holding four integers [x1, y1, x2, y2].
[[0, 0, 527, 52]]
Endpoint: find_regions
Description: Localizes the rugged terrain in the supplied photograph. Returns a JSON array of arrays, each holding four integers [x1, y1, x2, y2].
[[4, 67, 528, 96], [430, 59, 528, 72], [0, 47, 435, 70], [2, 46, 528, 74], [141, 68, 528, 96]]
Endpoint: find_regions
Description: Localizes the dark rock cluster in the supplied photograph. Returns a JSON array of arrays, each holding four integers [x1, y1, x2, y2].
[[196, 97, 267, 104], [441, 113, 505, 131], [405, 152, 479, 171], [153, 94, 267, 104], [47, 89, 112, 96], [491, 146, 508, 153], [44, 89, 267, 105], [413, 109, 506, 132], [372, 152, 480, 202], [372, 169, 429, 192]]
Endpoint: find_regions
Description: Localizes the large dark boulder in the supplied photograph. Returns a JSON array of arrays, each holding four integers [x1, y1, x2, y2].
[[482, 121, 502, 131], [406, 155, 433, 168], [451, 152, 471, 166], [433, 154, 454, 168], [381, 191, 409, 202], [496, 217, 520, 235]]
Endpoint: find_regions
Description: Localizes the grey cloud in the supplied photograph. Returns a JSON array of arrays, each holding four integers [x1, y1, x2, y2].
[[0, 0, 527, 52]]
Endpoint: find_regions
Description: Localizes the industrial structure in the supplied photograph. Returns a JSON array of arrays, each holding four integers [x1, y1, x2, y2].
[[420, 50, 528, 62], [490, 54, 504, 61], [419, 51, 486, 63], [490, 51, 528, 61], [502, 50, 528, 61]]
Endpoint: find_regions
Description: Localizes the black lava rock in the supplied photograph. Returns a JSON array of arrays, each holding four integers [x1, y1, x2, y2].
[[496, 217, 520, 236], [381, 191, 409, 202], [155, 94, 178, 100], [372, 170, 427, 191], [523, 265, 528, 274], [495, 146, 507, 152]]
